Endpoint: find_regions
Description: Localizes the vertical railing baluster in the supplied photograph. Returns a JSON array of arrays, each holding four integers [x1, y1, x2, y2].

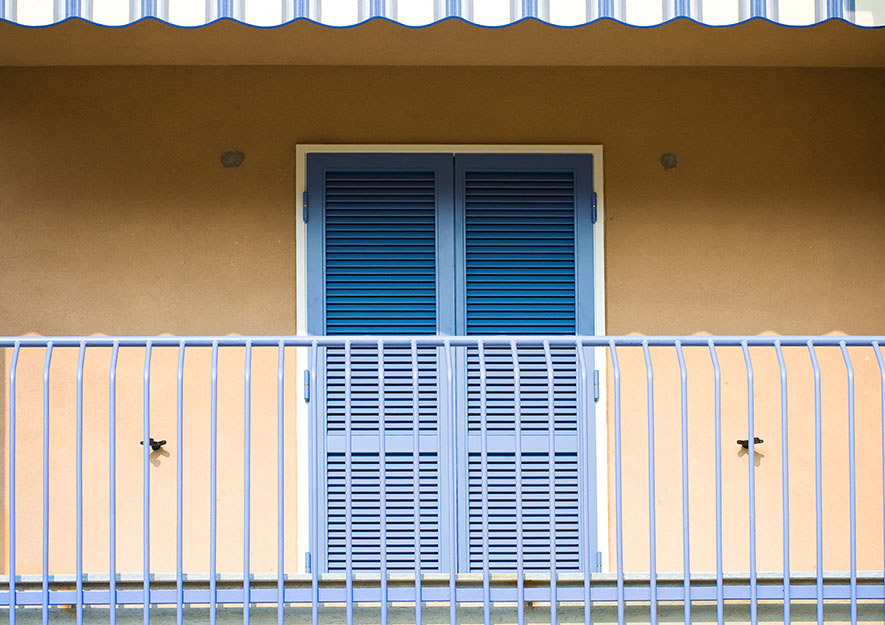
[[244, 341, 253, 625], [675, 341, 690, 625], [444, 340, 457, 625], [43, 342, 54, 625], [740, 342, 757, 625], [478, 340, 490, 625], [873, 341, 885, 620], [309, 341, 319, 625], [510, 340, 524, 625], [176, 341, 185, 625], [378, 340, 388, 625], [277, 340, 285, 625], [575, 339, 591, 625], [774, 341, 790, 625], [109, 342, 119, 625], [410, 340, 422, 625], [543, 341, 558, 625], [807, 341, 824, 625], [8, 341, 20, 625], [141, 341, 153, 625], [210, 341, 219, 625], [609, 340, 624, 625], [839, 342, 857, 625], [642, 341, 657, 625], [345, 340, 354, 625], [872, 341, 885, 625], [76, 342, 86, 625], [143, 341, 153, 625], [708, 340, 723, 625]]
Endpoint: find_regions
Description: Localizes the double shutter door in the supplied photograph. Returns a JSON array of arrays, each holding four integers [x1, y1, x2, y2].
[[306, 152, 597, 574]]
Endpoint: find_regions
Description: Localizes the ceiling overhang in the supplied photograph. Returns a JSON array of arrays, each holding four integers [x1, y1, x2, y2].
[[0, 16, 883, 67]]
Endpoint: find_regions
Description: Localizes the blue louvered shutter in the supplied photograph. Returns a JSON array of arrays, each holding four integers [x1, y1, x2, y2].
[[455, 154, 595, 572], [306, 154, 454, 573]]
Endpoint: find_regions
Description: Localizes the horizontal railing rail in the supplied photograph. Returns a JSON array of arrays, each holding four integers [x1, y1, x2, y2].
[[2, 335, 885, 347], [1, 335, 884, 625]]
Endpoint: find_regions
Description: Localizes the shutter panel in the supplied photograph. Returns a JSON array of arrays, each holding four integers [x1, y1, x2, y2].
[[456, 154, 593, 572], [323, 168, 438, 334], [462, 168, 577, 334], [325, 344, 442, 571], [306, 154, 454, 573], [466, 345, 581, 571]]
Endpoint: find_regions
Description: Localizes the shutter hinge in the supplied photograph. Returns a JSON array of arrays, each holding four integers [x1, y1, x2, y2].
[[305, 552, 312, 573], [591, 191, 598, 224], [593, 369, 600, 402], [302, 191, 309, 223], [303, 369, 310, 402], [596, 551, 603, 572]]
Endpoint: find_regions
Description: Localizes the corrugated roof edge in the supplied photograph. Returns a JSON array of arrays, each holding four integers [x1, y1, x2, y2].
[[0, 14, 882, 30]]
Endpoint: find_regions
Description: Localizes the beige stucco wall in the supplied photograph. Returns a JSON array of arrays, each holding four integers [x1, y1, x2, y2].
[[1, 65, 884, 578]]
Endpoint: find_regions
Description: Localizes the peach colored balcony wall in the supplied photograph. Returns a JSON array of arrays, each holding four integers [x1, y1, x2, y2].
[[3, 343, 301, 577], [606, 342, 885, 575]]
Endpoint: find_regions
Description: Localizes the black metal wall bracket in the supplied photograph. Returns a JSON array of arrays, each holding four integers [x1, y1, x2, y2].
[[737, 437, 764, 449], [140, 438, 167, 451]]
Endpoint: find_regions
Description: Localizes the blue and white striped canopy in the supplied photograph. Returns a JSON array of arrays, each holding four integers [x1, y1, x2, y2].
[[1, 1, 882, 28]]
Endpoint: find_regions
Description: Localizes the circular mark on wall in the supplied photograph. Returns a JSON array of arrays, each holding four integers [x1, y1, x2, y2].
[[660, 152, 677, 170], [221, 150, 245, 168]]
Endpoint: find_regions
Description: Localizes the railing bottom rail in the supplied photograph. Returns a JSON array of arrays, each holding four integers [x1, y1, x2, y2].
[[1, 572, 883, 606]]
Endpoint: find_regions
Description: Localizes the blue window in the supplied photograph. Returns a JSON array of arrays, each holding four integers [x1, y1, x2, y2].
[[306, 152, 597, 573]]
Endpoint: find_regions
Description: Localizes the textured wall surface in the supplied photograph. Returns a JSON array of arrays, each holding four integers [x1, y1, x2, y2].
[[1, 65, 884, 578], [2, 65, 883, 336]]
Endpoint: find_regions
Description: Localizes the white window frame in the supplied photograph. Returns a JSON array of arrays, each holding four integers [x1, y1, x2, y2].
[[293, 144, 609, 572]]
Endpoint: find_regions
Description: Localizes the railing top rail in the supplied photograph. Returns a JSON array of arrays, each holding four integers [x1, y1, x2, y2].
[[0, 335, 882, 348]]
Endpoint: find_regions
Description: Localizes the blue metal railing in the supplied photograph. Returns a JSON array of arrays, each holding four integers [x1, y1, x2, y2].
[[1, 334, 884, 625]]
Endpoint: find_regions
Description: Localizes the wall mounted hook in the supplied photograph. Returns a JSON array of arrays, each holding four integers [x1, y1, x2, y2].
[[140, 438, 166, 451]]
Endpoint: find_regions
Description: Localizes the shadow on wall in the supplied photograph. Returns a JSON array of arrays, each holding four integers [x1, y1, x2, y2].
[[737, 446, 765, 467], [150, 447, 170, 468]]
